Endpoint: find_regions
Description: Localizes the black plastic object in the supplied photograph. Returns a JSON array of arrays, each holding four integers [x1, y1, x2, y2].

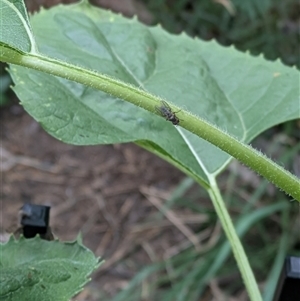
[[273, 256, 300, 301], [20, 203, 51, 238]]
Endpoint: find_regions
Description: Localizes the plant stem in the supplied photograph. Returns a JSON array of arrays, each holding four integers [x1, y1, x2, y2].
[[207, 178, 263, 301], [1, 49, 300, 200]]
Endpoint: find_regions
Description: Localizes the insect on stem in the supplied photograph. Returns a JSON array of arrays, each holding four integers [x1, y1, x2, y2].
[[155, 100, 180, 125]]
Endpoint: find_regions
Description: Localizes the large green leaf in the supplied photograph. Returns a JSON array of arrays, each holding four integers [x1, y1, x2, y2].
[[0, 236, 101, 301], [0, 0, 37, 53], [8, 1, 300, 185]]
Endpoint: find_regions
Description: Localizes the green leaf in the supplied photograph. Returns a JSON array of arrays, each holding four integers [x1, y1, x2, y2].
[[8, 1, 300, 186], [0, 236, 102, 301], [0, 0, 37, 53]]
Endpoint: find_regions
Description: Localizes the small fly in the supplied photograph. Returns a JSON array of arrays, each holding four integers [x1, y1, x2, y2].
[[155, 100, 180, 125]]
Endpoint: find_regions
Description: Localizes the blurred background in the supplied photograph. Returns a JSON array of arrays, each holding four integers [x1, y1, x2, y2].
[[1, 1, 300, 300]]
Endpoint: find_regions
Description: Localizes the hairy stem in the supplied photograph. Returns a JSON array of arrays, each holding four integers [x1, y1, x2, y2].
[[1, 49, 299, 200]]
